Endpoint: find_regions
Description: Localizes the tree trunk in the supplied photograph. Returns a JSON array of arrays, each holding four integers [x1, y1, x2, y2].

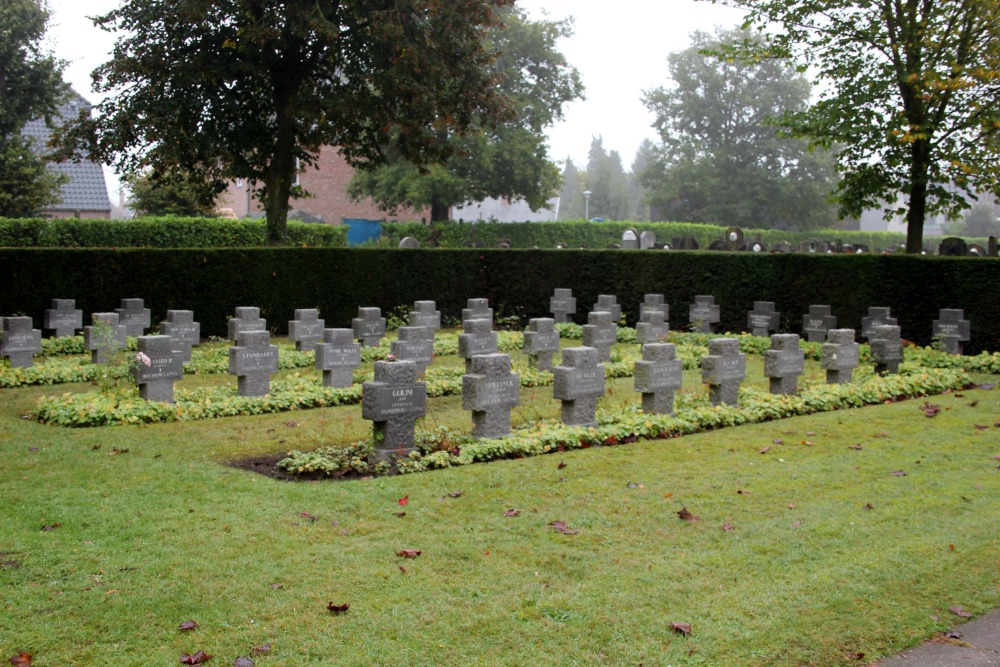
[[906, 138, 930, 254], [263, 115, 297, 246], [430, 198, 450, 222]]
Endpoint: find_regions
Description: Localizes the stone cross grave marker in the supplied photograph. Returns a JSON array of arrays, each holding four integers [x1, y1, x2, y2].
[[116, 298, 151, 337], [582, 310, 617, 362], [860, 307, 897, 341], [870, 325, 903, 375], [621, 229, 639, 250], [352, 307, 386, 347], [550, 288, 577, 323], [409, 301, 441, 331], [639, 231, 657, 250], [461, 298, 493, 330], [592, 294, 621, 322], [288, 308, 325, 351], [84, 312, 127, 364], [228, 307, 267, 341], [315, 328, 361, 388], [159, 310, 200, 362], [701, 338, 746, 406], [458, 319, 498, 372], [821, 329, 859, 384], [462, 353, 520, 439], [523, 317, 560, 370], [553, 347, 605, 426], [398, 237, 420, 248], [133, 335, 184, 402], [764, 334, 805, 395], [635, 309, 668, 346], [640, 294, 667, 318], [932, 309, 970, 355], [362, 360, 427, 466], [44, 299, 82, 338], [1, 317, 42, 368], [802, 305, 837, 343], [748, 301, 780, 337], [228, 330, 279, 396], [633, 343, 683, 414], [689, 295, 721, 333], [391, 326, 434, 375]]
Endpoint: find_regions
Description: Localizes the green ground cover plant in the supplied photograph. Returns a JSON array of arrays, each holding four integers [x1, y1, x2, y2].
[[1, 363, 998, 665]]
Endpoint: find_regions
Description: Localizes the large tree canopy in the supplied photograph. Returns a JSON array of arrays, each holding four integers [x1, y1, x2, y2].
[[641, 27, 839, 230], [347, 7, 583, 221], [59, 0, 515, 243], [708, 0, 1000, 252], [0, 0, 68, 217]]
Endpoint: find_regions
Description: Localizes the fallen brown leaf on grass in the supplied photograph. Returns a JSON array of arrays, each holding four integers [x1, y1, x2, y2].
[[327, 602, 350, 613], [677, 507, 700, 522], [8, 652, 32, 667], [849, 444, 863, 450], [178, 620, 198, 631], [557, 461, 567, 469], [950, 605, 973, 618], [234, 657, 255, 667], [250, 644, 270, 656], [759, 446, 771, 454], [891, 470, 907, 477], [671, 622, 692, 636], [397, 549, 422, 558], [504, 509, 522, 517], [548, 521, 578, 535], [40, 523, 61, 532], [722, 523, 736, 531], [922, 401, 940, 417], [180, 651, 211, 664]]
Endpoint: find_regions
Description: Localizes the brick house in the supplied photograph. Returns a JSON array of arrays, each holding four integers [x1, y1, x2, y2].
[[219, 147, 429, 224], [22, 91, 112, 219]]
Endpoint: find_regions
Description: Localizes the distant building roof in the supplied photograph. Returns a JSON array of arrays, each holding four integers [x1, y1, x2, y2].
[[21, 91, 112, 214]]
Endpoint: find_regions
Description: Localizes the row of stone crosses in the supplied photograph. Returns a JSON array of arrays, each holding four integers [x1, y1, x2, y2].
[[1, 292, 972, 454]]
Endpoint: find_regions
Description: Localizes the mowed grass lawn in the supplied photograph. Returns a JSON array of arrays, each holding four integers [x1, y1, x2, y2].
[[2, 353, 999, 666]]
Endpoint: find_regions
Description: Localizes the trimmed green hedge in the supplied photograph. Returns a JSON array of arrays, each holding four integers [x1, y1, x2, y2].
[[0, 216, 346, 247], [2, 248, 999, 353], [381, 219, 912, 251]]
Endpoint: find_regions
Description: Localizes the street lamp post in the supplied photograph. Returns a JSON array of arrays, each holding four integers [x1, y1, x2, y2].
[[583, 190, 592, 221]]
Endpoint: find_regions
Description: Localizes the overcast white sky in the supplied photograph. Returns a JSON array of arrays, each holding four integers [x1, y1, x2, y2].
[[44, 0, 748, 192]]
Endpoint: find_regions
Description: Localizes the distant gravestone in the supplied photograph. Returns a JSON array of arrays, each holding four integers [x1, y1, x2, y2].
[[689, 295, 721, 333], [159, 310, 200, 362], [84, 312, 127, 364], [288, 308, 325, 351], [44, 299, 82, 338], [639, 230, 657, 249], [633, 343, 683, 414], [672, 237, 699, 250], [989, 236, 998, 257], [776, 241, 794, 253], [458, 319, 498, 372], [870, 325, 903, 375], [553, 347, 605, 426], [461, 298, 494, 329], [621, 228, 639, 250], [362, 360, 427, 466], [744, 240, 766, 253], [523, 317, 560, 370], [938, 237, 968, 256], [582, 310, 617, 362], [967, 243, 987, 257], [495, 238, 513, 249], [932, 309, 971, 355], [352, 307, 386, 347], [315, 328, 361, 388], [409, 301, 441, 331], [724, 227, 743, 251], [462, 353, 520, 439], [821, 329, 859, 384], [133, 335, 184, 402], [800, 240, 829, 253], [116, 298, 151, 337], [802, 305, 837, 343], [860, 307, 897, 341], [635, 309, 669, 346], [550, 288, 577, 323], [639, 294, 667, 318], [764, 334, 805, 395], [391, 326, 434, 375], [747, 301, 780, 337], [228, 307, 267, 341], [701, 338, 746, 406], [228, 330, 279, 396], [398, 236, 420, 249], [1, 317, 42, 368], [592, 294, 621, 322]]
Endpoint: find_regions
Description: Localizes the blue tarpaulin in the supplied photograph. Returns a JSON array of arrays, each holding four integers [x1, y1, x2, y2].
[[343, 218, 382, 246]]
